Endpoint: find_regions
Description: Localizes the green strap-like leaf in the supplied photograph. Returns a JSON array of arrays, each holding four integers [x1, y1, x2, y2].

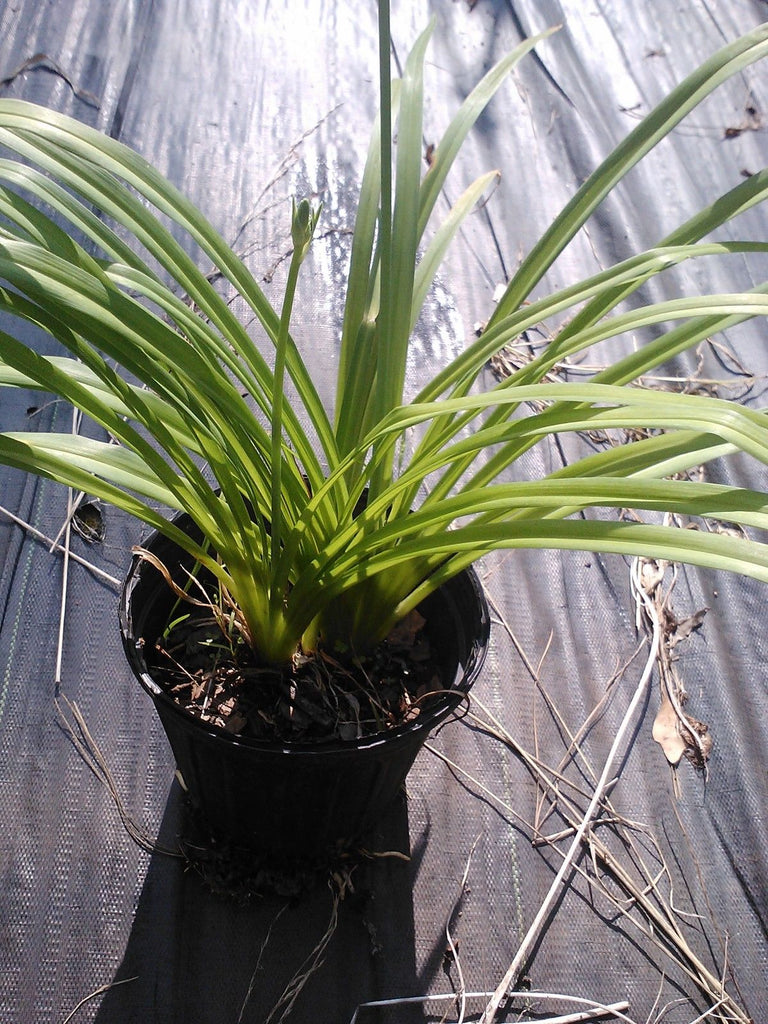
[[488, 22, 768, 324], [416, 27, 559, 238], [411, 170, 500, 333], [0, 103, 336, 479]]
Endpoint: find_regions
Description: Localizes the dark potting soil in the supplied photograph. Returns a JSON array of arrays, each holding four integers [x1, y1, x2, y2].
[[146, 605, 449, 744]]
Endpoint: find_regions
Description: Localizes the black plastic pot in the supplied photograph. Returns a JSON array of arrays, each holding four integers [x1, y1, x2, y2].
[[119, 518, 490, 860]]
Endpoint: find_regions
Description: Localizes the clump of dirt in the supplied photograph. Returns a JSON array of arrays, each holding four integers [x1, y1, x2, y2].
[[147, 605, 446, 744]]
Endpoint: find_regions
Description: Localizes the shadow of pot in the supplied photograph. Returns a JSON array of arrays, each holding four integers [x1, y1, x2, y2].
[[119, 515, 490, 861]]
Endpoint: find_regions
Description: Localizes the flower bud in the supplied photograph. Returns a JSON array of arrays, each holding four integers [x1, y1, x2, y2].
[[291, 197, 321, 258]]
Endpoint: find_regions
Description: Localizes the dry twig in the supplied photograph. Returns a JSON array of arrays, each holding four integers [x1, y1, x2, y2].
[[456, 558, 750, 1023], [0, 503, 120, 586], [478, 563, 662, 1023], [263, 872, 350, 1024], [349, 991, 632, 1024]]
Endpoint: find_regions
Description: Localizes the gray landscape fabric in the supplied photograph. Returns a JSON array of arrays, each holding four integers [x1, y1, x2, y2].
[[0, 1, 766, 1021]]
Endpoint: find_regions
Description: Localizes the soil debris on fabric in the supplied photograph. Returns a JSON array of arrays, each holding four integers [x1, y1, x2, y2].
[[148, 604, 445, 744], [180, 829, 340, 900], [178, 811, 387, 902]]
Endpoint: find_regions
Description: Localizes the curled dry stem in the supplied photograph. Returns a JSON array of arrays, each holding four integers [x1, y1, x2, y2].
[[132, 545, 251, 647], [55, 693, 182, 858], [262, 871, 351, 1024], [61, 976, 138, 1024]]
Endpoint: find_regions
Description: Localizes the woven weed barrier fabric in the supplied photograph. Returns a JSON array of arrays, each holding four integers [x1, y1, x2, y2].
[[1, 1, 767, 1021]]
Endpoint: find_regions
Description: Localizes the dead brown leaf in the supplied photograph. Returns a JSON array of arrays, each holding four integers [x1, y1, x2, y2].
[[638, 557, 712, 772], [652, 696, 687, 765], [652, 693, 713, 768], [668, 607, 708, 648], [387, 609, 426, 646]]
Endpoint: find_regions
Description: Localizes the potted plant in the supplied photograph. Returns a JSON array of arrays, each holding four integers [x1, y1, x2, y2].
[[0, 4, 767, 864]]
